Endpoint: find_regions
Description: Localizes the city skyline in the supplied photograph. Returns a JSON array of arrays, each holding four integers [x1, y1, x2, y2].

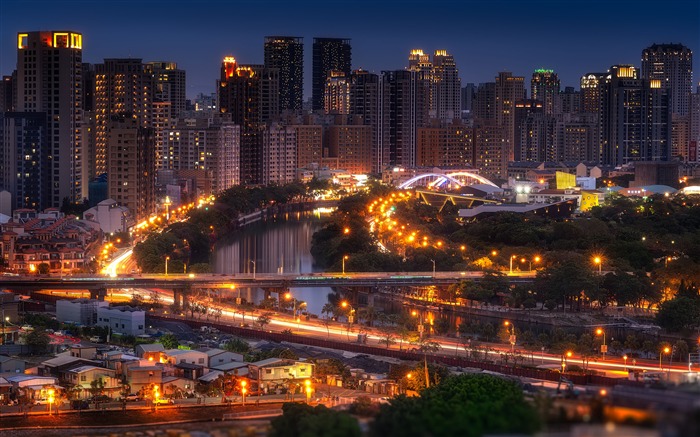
[[2, 0, 698, 100]]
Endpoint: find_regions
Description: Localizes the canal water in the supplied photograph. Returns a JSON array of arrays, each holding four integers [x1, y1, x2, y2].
[[211, 211, 336, 316], [211, 212, 625, 340]]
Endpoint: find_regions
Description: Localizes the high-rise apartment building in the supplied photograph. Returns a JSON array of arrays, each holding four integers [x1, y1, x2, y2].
[[417, 120, 473, 167], [146, 62, 186, 118], [1, 112, 48, 210], [328, 121, 373, 174], [263, 122, 297, 185], [600, 65, 671, 167], [495, 72, 526, 161], [106, 115, 155, 223], [312, 38, 351, 111], [218, 57, 279, 184], [264, 36, 303, 112], [15, 31, 84, 207], [379, 70, 430, 168], [95, 59, 154, 177], [324, 71, 350, 115], [348, 70, 381, 172], [690, 86, 700, 162], [531, 69, 560, 115], [641, 43, 693, 116], [473, 82, 496, 120], [432, 50, 461, 120], [163, 113, 240, 193]]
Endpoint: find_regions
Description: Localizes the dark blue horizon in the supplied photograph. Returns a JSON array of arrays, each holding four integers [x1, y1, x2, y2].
[[2, 0, 698, 100]]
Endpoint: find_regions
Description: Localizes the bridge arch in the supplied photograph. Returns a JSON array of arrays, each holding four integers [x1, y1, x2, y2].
[[398, 172, 498, 189]]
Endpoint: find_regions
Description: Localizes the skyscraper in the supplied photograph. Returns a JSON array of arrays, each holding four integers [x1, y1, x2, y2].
[[145, 62, 186, 119], [106, 115, 155, 223], [379, 70, 430, 168], [348, 70, 381, 172], [601, 65, 671, 167], [495, 72, 525, 161], [218, 57, 279, 184], [312, 38, 351, 111], [641, 43, 693, 116], [531, 69, 560, 115], [95, 59, 154, 177], [324, 71, 350, 114], [1, 112, 48, 210], [264, 36, 303, 112], [14, 31, 84, 207], [432, 50, 461, 120]]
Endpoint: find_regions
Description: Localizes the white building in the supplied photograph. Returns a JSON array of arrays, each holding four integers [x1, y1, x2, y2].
[[82, 199, 132, 234], [163, 349, 208, 366], [96, 306, 145, 336], [56, 299, 108, 326]]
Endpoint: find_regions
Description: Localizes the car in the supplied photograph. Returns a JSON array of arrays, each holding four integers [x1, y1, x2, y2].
[[125, 394, 140, 402], [34, 398, 50, 405], [153, 398, 173, 405]]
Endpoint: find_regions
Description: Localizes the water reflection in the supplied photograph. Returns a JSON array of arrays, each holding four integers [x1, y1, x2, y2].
[[211, 212, 334, 315]]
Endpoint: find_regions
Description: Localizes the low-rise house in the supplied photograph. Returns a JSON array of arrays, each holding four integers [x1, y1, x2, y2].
[[162, 375, 194, 398], [198, 347, 243, 368], [39, 354, 97, 377], [63, 365, 120, 399], [163, 349, 207, 367], [210, 361, 249, 376], [0, 355, 26, 374], [126, 365, 163, 397], [174, 362, 206, 380], [5, 374, 59, 401], [135, 343, 164, 360], [69, 344, 98, 360], [249, 358, 314, 393]]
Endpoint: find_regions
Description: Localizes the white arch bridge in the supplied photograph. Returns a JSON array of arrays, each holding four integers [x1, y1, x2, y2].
[[398, 172, 498, 189]]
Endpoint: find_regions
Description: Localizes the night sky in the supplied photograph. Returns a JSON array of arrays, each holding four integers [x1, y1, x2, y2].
[[1, 0, 698, 100]]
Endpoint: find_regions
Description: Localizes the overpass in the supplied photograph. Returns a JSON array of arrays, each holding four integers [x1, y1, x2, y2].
[[1, 270, 536, 297]]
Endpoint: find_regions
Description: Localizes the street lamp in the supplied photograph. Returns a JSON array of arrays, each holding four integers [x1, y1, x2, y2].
[[596, 328, 607, 360], [165, 256, 170, 276], [412, 309, 424, 340], [430, 259, 436, 275], [530, 256, 541, 272], [593, 256, 602, 274], [562, 351, 572, 373], [509, 255, 517, 274], [249, 260, 256, 279], [342, 255, 349, 275], [660, 346, 670, 370], [241, 380, 247, 406], [504, 321, 516, 353], [341, 301, 354, 324], [623, 354, 628, 371], [47, 388, 55, 416], [304, 379, 312, 404]]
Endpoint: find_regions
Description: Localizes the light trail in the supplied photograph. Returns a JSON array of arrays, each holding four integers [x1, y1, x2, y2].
[[101, 249, 133, 277]]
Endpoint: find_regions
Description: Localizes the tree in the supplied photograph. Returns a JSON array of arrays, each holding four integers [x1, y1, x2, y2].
[[160, 334, 180, 349], [24, 329, 50, 354], [269, 403, 361, 437], [656, 297, 700, 332], [256, 312, 273, 330], [321, 303, 336, 338], [370, 374, 540, 437]]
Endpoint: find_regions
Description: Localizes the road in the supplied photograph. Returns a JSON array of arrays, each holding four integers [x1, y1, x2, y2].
[[99, 248, 694, 379]]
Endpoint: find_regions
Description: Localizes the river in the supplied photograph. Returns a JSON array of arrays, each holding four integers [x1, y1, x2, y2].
[[211, 211, 335, 316]]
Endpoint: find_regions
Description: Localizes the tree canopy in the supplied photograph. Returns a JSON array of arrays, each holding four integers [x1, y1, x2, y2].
[[370, 374, 539, 437]]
